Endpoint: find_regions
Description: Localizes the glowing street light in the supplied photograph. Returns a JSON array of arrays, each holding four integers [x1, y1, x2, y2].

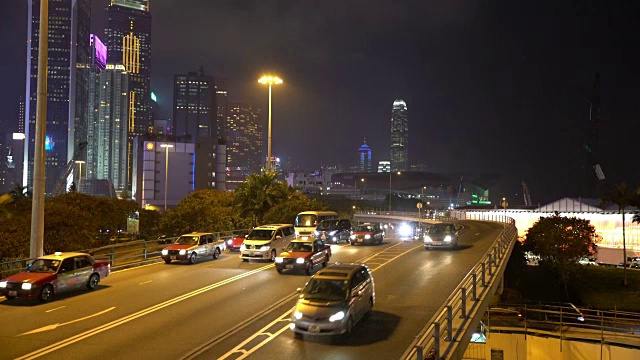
[[75, 160, 85, 193], [258, 75, 283, 172], [160, 144, 174, 211], [354, 177, 365, 210], [389, 171, 401, 212]]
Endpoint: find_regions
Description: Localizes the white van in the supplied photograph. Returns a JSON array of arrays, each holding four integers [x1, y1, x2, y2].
[[240, 224, 296, 262], [294, 211, 338, 239]]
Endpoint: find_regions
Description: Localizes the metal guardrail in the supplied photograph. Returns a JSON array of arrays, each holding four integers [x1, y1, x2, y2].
[[398, 212, 518, 360], [0, 229, 250, 278]]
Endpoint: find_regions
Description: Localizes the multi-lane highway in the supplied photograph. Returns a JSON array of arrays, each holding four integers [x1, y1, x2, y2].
[[0, 220, 504, 360]]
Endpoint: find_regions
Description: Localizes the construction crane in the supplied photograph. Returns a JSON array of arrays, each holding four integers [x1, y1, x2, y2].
[[522, 181, 532, 206], [53, 142, 88, 196]]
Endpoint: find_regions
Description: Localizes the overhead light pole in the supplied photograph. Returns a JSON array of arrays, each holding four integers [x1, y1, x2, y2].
[[160, 144, 174, 211], [389, 171, 401, 213], [75, 160, 85, 193], [354, 177, 364, 210], [258, 75, 283, 172]]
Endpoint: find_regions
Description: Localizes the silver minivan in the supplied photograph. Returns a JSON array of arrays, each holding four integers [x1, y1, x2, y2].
[[240, 224, 296, 262], [290, 263, 375, 339]]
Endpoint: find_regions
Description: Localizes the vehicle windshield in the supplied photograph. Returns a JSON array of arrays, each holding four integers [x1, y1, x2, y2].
[[27, 259, 61, 273], [247, 230, 274, 240], [175, 235, 199, 245], [355, 225, 374, 232], [287, 242, 313, 252], [295, 214, 318, 227], [428, 224, 454, 234], [317, 220, 339, 230], [303, 278, 349, 301]]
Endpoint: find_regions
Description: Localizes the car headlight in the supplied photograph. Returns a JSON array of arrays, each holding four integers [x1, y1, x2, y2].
[[294, 311, 303, 320], [295, 231, 299, 237], [227, 240, 233, 245], [161, 250, 168, 256], [328, 230, 337, 236], [424, 236, 433, 243], [179, 250, 186, 255], [314, 230, 320, 236], [275, 257, 283, 263], [22, 283, 33, 290], [260, 245, 270, 251], [350, 235, 356, 240], [364, 234, 371, 239], [240, 244, 246, 251], [329, 311, 345, 322], [296, 258, 305, 264], [0, 281, 6, 288], [444, 236, 452, 242]]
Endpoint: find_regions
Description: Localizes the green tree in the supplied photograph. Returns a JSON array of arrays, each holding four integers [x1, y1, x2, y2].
[[600, 183, 640, 287], [159, 189, 236, 235], [234, 170, 289, 227], [522, 214, 597, 300]]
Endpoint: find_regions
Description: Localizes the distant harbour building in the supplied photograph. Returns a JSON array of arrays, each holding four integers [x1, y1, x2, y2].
[[357, 138, 372, 172], [378, 161, 391, 173], [390, 99, 408, 171], [226, 102, 263, 175], [173, 70, 216, 141]]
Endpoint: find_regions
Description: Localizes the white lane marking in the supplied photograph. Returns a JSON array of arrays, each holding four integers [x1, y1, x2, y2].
[[45, 306, 66, 313], [112, 261, 161, 273], [15, 263, 274, 360], [138, 280, 152, 285], [20, 307, 116, 335]]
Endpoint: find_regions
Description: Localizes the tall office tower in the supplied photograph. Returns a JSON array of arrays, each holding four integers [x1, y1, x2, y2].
[[24, 0, 91, 194], [390, 99, 408, 171], [18, 96, 25, 133], [173, 70, 216, 141], [83, 34, 107, 181], [214, 78, 229, 142], [358, 138, 372, 172], [226, 102, 263, 174], [88, 64, 130, 193], [105, 0, 151, 188]]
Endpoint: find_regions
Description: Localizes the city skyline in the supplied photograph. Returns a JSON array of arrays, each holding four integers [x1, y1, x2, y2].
[[2, 1, 640, 204]]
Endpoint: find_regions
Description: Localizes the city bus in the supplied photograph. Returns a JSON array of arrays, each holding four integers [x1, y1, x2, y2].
[[294, 211, 339, 239]]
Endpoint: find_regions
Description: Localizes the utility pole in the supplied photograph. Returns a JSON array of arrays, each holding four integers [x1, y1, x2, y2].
[[30, 0, 48, 258]]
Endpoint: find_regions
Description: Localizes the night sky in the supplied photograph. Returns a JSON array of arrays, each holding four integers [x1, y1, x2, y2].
[[1, 1, 639, 205]]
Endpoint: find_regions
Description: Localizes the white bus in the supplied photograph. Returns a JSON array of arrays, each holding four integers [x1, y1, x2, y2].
[[294, 211, 339, 239]]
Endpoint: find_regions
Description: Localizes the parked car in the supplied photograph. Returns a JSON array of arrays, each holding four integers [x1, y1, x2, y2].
[[226, 230, 249, 252], [275, 239, 331, 275], [0, 252, 110, 302], [290, 263, 375, 339], [241, 224, 296, 262], [350, 223, 384, 245], [423, 222, 459, 249], [314, 219, 353, 243], [161, 232, 226, 264]]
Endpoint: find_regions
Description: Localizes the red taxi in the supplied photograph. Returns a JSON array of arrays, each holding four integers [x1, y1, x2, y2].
[[0, 252, 110, 303], [226, 230, 248, 252], [350, 223, 384, 245]]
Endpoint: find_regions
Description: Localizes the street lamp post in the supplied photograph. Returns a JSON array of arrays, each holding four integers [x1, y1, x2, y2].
[[501, 197, 508, 226], [258, 75, 283, 172], [389, 171, 401, 213], [75, 160, 85, 193], [354, 178, 364, 210], [161, 144, 174, 211]]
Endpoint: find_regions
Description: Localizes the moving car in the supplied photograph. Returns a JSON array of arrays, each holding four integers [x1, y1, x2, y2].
[[0, 252, 110, 302], [275, 239, 331, 275], [226, 230, 248, 252], [290, 263, 375, 339], [241, 224, 296, 262], [350, 223, 384, 245], [314, 219, 353, 243], [161, 232, 226, 264], [424, 222, 459, 249]]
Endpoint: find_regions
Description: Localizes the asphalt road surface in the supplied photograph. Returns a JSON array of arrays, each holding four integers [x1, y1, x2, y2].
[[0, 220, 504, 360]]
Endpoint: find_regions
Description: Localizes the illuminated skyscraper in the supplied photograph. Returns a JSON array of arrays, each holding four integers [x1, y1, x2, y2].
[[215, 78, 229, 143], [105, 0, 151, 188], [226, 103, 262, 174], [173, 70, 216, 141], [390, 99, 408, 171], [358, 138, 372, 172], [24, 0, 92, 194]]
